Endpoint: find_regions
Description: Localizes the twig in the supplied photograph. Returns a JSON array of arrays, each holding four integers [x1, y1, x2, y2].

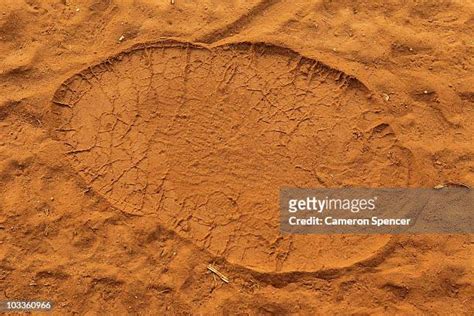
[[207, 264, 229, 283]]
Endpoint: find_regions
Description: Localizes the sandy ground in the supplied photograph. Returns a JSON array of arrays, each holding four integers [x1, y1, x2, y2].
[[0, 0, 473, 314]]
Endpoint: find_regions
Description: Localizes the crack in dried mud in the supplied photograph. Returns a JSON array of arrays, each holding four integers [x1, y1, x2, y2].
[[50, 40, 411, 273]]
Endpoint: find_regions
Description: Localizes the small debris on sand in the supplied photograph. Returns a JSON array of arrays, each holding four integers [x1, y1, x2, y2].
[[207, 264, 229, 283]]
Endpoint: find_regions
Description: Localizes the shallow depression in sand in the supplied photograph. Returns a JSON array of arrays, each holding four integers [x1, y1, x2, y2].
[[52, 41, 397, 273]]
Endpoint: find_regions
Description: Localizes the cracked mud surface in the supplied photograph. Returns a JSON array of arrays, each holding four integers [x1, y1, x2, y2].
[[53, 41, 397, 272]]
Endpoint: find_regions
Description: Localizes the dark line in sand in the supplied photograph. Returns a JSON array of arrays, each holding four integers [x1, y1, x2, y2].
[[198, 0, 281, 43]]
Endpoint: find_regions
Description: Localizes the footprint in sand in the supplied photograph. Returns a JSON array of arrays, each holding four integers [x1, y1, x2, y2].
[[51, 40, 407, 273]]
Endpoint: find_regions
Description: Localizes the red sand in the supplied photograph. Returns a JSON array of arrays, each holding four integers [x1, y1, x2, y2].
[[0, 0, 473, 314]]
